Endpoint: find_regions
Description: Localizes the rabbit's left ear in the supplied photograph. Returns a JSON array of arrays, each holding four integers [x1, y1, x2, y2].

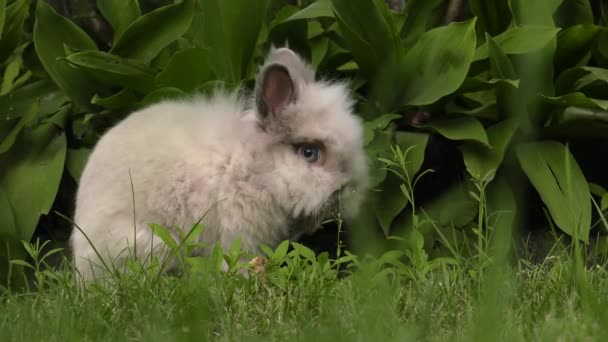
[[255, 48, 314, 118], [255, 63, 295, 118]]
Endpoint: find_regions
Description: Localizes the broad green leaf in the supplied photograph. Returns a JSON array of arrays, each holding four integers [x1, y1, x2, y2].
[[473, 26, 561, 61], [399, 0, 443, 49], [97, 0, 141, 42], [66, 51, 156, 93], [92, 88, 139, 109], [395, 131, 429, 178], [516, 141, 591, 242], [508, 0, 563, 26], [272, 240, 289, 261], [0, 122, 67, 242], [290, 242, 316, 261], [402, 19, 477, 106], [419, 182, 478, 229], [486, 34, 516, 80], [554, 25, 600, 74], [0, 99, 38, 154], [362, 114, 401, 145], [267, 6, 311, 63], [155, 48, 212, 91], [469, 0, 511, 36], [111, 0, 193, 63], [365, 130, 392, 188], [199, 0, 270, 83], [375, 131, 430, 237], [0, 0, 28, 63], [284, 0, 333, 21], [486, 33, 521, 121], [375, 173, 408, 236], [541, 93, 608, 111], [1, 53, 23, 95], [0, 187, 16, 239], [34, 1, 99, 111], [310, 37, 329, 68], [66, 148, 91, 183], [554, 0, 594, 27], [486, 175, 516, 270], [460, 119, 518, 182], [148, 223, 178, 251], [0, 80, 68, 120], [331, 0, 401, 77], [556, 67, 598, 94], [425, 117, 490, 146], [458, 77, 519, 94], [446, 102, 498, 120]]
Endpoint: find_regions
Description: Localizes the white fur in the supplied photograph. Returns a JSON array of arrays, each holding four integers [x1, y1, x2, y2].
[[71, 48, 368, 280]]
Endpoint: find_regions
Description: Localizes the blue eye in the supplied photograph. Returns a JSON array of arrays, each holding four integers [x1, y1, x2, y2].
[[297, 144, 321, 162]]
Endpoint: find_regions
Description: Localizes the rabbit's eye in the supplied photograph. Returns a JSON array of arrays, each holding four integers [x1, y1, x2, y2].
[[297, 144, 321, 163]]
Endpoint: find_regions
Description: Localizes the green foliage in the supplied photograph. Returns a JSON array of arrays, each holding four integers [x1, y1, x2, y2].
[[1, 0, 608, 287]]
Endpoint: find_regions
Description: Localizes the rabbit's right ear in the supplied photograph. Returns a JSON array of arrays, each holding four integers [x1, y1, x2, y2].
[[255, 63, 295, 118]]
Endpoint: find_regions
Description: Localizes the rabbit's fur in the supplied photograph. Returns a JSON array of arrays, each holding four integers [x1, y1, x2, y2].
[[71, 47, 368, 279]]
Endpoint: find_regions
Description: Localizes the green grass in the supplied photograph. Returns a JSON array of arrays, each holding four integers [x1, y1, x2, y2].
[[2, 235, 608, 342]]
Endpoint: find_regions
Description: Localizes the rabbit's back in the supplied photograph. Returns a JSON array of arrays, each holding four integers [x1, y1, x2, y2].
[[71, 94, 250, 277]]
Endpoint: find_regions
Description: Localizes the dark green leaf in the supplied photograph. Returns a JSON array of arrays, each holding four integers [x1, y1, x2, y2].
[[148, 223, 178, 251], [92, 88, 139, 109], [460, 119, 518, 182], [0, 99, 38, 154], [0, 0, 6, 39], [111, 0, 193, 62], [272, 240, 289, 261], [516, 141, 591, 242], [425, 117, 490, 145], [402, 19, 477, 106], [399, 0, 443, 49], [554, 0, 594, 28], [376, 173, 408, 236], [66, 51, 156, 93], [474, 26, 561, 61], [394, 131, 429, 178], [486, 33, 516, 80], [66, 148, 91, 183], [267, 6, 311, 61], [554, 25, 600, 74], [331, 0, 401, 77], [541, 93, 608, 111], [0, 0, 28, 63], [365, 130, 392, 188], [310, 37, 329, 68], [362, 114, 401, 145], [34, 1, 99, 111], [199, 0, 270, 82], [508, 0, 563, 26], [155, 48, 212, 91], [97, 0, 141, 42], [0, 123, 67, 241], [284, 0, 333, 21], [469, 0, 511, 36], [0, 80, 68, 120], [0, 187, 17, 239]]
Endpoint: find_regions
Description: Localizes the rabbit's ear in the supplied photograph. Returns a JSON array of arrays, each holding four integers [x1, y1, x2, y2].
[[255, 63, 295, 118], [255, 48, 314, 118]]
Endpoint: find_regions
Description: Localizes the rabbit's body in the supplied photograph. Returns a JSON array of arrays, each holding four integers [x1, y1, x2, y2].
[[72, 48, 368, 279]]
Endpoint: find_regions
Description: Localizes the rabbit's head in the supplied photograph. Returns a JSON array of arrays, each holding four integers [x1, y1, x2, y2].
[[249, 47, 368, 235]]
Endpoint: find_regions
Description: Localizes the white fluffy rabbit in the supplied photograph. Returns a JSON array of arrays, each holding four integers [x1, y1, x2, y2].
[[71, 47, 369, 279]]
